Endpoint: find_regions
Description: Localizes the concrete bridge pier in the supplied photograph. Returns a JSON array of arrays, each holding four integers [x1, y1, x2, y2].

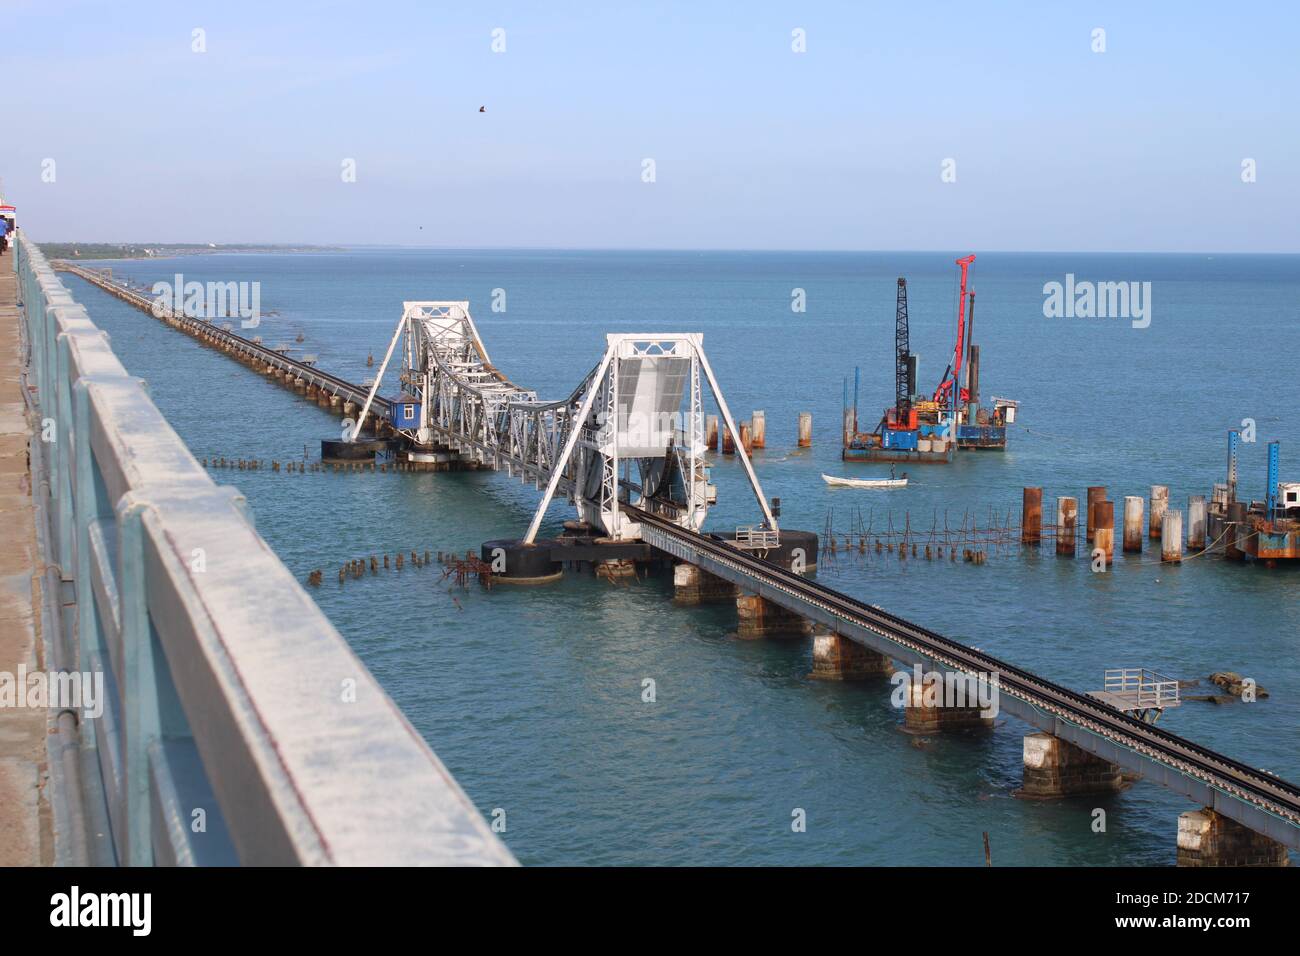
[[903, 674, 994, 734], [672, 563, 735, 604], [735, 592, 811, 639], [1177, 808, 1290, 867], [810, 629, 892, 680], [1018, 732, 1123, 798]]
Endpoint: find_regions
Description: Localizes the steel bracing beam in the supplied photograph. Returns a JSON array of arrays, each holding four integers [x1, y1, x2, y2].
[[362, 307, 770, 543]]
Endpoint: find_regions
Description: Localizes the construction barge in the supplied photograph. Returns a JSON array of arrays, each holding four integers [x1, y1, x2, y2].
[[843, 255, 1018, 463], [1207, 431, 1300, 564]]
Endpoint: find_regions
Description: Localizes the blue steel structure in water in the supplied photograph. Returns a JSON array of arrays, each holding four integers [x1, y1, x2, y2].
[[1207, 430, 1300, 564]]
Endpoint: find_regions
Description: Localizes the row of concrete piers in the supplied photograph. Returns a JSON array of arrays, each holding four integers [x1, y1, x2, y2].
[[674, 561, 992, 736], [186, 323, 362, 416], [194, 326, 485, 471], [672, 556, 1288, 866]]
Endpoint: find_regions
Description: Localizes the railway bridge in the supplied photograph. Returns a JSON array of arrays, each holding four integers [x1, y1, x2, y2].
[[39, 244, 1300, 866]]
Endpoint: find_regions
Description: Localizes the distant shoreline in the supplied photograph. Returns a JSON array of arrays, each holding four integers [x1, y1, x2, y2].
[[38, 242, 344, 261], [34, 242, 1300, 260]]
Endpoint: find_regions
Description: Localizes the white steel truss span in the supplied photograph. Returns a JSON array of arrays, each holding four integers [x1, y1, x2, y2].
[[353, 302, 777, 542]]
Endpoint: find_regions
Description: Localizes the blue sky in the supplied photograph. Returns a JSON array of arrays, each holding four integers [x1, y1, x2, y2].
[[5, 0, 1297, 251]]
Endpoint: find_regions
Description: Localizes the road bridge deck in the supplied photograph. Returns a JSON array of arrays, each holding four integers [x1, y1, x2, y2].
[[0, 248, 52, 865]]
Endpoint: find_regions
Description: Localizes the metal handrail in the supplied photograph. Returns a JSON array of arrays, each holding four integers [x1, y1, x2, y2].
[[17, 237, 514, 866], [1104, 668, 1180, 709], [734, 524, 780, 549]]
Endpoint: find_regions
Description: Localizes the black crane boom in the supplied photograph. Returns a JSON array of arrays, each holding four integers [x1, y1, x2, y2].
[[895, 277, 910, 416]]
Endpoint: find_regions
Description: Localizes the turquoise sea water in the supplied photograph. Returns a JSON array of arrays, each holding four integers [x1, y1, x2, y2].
[[64, 250, 1299, 865]]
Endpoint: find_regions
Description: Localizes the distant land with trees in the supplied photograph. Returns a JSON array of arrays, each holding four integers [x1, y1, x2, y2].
[[39, 242, 343, 260]]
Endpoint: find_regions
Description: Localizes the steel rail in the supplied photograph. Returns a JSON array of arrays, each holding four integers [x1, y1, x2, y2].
[[632, 509, 1300, 824]]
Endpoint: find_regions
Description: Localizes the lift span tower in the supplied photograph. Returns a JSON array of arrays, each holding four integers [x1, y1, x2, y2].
[[352, 301, 779, 548]]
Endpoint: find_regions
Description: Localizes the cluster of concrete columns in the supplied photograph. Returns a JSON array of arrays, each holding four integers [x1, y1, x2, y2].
[[704, 411, 811, 453], [1024, 485, 1208, 564]]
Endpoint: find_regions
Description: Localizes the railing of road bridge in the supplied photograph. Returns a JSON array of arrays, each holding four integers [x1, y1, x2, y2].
[[16, 236, 513, 866]]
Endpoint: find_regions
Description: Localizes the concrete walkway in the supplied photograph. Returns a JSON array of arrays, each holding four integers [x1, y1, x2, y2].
[[0, 248, 52, 865]]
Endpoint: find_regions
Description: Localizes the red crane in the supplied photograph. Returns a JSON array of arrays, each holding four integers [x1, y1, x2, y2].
[[933, 254, 975, 405]]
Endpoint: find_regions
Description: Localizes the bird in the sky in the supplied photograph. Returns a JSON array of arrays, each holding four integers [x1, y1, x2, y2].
[[479, 106, 486, 113]]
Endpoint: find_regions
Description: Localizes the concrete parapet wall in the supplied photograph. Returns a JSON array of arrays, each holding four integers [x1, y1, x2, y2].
[[20, 238, 514, 867]]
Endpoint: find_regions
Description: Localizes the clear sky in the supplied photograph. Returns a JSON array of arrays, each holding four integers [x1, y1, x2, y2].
[[5, 0, 1297, 252]]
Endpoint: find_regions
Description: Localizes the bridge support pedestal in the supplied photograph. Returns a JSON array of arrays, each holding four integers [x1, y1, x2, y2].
[[735, 593, 812, 639], [1018, 733, 1122, 798], [810, 630, 892, 680], [903, 677, 993, 734], [1177, 809, 1290, 867], [673, 563, 735, 604]]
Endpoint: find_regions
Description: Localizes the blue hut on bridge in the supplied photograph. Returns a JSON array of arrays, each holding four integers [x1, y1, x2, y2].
[[391, 393, 420, 430]]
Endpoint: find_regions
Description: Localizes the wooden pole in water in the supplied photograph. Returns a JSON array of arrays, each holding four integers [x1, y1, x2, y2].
[[1187, 495, 1207, 550], [1021, 487, 1042, 546], [1086, 486, 1106, 543], [1057, 496, 1077, 557], [1161, 510, 1183, 562], [1149, 485, 1169, 540], [751, 410, 766, 449], [705, 414, 719, 451], [1094, 499, 1115, 565], [1123, 496, 1144, 552], [739, 421, 753, 455], [798, 412, 812, 448]]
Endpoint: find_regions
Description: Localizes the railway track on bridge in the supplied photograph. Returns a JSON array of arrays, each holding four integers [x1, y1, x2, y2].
[[55, 259, 1300, 847], [55, 263, 387, 414], [633, 509, 1300, 833]]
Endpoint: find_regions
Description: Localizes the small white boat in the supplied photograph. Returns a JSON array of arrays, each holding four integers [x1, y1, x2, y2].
[[822, 473, 907, 489]]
